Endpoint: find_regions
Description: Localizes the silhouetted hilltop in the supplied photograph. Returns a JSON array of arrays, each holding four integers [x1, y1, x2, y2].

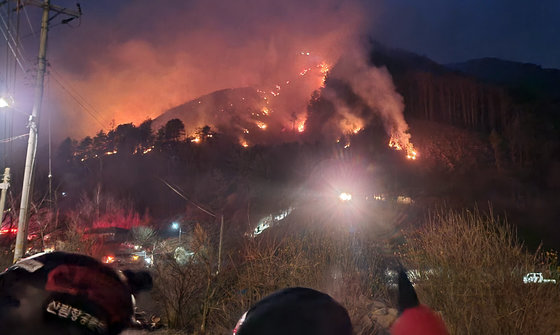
[[152, 87, 262, 135], [369, 41, 450, 76], [447, 57, 560, 103]]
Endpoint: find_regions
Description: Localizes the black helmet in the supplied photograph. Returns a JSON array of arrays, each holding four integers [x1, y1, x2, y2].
[[0, 252, 152, 335], [233, 287, 352, 335]]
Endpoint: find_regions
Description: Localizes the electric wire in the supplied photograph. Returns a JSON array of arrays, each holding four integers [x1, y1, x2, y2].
[[0, 20, 25, 73], [48, 69, 111, 129], [0, 2, 23, 168], [2, 1, 9, 90], [0, 4, 111, 132], [12, 0, 22, 95], [159, 177, 217, 218], [21, 3, 35, 37], [0, 0, 108, 158], [0, 133, 28, 143], [0, 7, 28, 72], [50, 66, 112, 124]]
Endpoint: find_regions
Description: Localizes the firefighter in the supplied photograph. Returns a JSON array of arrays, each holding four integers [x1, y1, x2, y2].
[[0, 251, 152, 335]]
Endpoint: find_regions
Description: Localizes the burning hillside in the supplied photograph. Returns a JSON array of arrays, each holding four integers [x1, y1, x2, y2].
[[153, 48, 418, 159]]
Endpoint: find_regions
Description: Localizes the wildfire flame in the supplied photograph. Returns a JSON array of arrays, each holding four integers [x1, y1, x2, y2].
[[389, 135, 418, 160], [0, 227, 17, 234], [246, 52, 328, 136], [240, 140, 249, 148], [318, 61, 330, 87], [300, 67, 312, 76]]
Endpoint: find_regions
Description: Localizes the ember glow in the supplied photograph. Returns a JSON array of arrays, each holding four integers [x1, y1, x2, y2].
[[300, 68, 312, 76], [103, 255, 115, 264], [0, 227, 17, 234]]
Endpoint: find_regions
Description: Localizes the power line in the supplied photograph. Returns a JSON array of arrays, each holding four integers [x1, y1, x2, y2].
[[21, 3, 35, 37], [0, 19, 26, 72], [0, 1, 109, 134], [50, 66, 112, 123], [0, 5, 29, 66], [159, 177, 217, 218], [0, 2, 109, 132], [0, 133, 28, 143], [48, 68, 111, 129]]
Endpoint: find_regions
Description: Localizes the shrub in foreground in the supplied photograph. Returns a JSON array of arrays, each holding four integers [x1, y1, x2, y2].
[[401, 208, 560, 334]]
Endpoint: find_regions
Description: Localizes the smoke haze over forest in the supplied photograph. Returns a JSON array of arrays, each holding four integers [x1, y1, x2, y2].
[[0, 0, 552, 140]]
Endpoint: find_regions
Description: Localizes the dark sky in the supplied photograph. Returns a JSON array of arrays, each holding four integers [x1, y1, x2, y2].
[[370, 0, 560, 68], [2, 0, 559, 138], [68, 0, 560, 69]]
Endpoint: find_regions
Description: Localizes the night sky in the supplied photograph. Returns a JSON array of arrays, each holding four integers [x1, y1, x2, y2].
[[2, 0, 559, 139]]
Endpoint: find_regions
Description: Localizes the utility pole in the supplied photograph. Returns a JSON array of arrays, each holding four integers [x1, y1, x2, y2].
[[0, 167, 10, 224], [13, 0, 81, 262], [217, 214, 223, 273]]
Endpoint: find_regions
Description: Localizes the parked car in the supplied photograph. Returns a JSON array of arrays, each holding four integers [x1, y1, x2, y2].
[[102, 249, 153, 269]]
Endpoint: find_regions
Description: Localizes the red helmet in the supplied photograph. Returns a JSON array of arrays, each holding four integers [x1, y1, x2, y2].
[[390, 269, 449, 335], [0, 252, 152, 335]]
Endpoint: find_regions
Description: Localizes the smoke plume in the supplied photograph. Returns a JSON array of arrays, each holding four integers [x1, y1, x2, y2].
[[306, 46, 414, 153], [48, 0, 368, 138]]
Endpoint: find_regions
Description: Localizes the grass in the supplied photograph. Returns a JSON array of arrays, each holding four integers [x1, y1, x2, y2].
[[400, 207, 560, 334]]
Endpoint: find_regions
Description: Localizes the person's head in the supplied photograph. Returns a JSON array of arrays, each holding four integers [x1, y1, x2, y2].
[[390, 269, 449, 335], [0, 252, 152, 335], [233, 287, 352, 335], [232, 269, 449, 335]]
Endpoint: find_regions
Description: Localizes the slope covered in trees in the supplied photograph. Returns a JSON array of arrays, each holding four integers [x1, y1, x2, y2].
[[6, 42, 559, 252]]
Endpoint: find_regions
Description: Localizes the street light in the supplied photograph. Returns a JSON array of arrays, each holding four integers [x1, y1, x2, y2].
[[160, 178, 225, 273], [171, 222, 181, 242], [0, 97, 10, 108], [339, 192, 352, 202]]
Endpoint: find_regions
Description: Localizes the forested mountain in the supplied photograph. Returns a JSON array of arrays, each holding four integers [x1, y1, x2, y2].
[[17, 42, 559, 250], [448, 57, 560, 103], [370, 42, 559, 172]]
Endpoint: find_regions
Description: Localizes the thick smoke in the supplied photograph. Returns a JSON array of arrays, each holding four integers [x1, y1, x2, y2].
[[48, 0, 367, 137], [309, 46, 413, 149]]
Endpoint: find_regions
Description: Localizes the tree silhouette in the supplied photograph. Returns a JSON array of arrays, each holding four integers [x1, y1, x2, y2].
[[76, 136, 92, 159], [92, 130, 109, 157], [194, 125, 217, 143], [164, 119, 186, 142], [114, 123, 139, 155], [57, 137, 76, 163], [138, 119, 155, 151]]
